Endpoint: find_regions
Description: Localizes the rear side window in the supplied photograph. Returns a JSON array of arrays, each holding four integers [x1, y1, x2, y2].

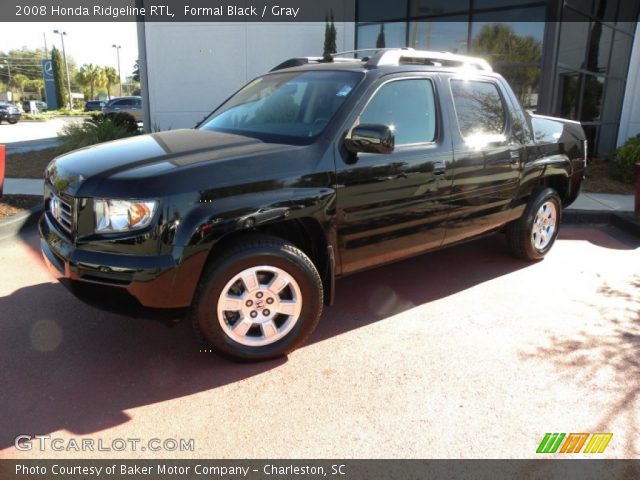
[[359, 79, 436, 146], [450, 80, 506, 138]]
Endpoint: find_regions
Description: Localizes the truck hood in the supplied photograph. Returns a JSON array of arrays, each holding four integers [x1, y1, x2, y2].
[[46, 129, 304, 196]]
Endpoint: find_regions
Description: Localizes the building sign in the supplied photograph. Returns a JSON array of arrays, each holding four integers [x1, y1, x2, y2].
[[41, 59, 58, 110]]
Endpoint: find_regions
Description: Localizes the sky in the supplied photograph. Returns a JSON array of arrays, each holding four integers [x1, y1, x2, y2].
[[0, 22, 139, 79]]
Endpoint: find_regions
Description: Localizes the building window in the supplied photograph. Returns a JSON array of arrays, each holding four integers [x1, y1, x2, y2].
[[409, 0, 470, 17], [557, 9, 591, 70], [470, 16, 544, 110], [357, 0, 407, 22], [557, 71, 581, 120], [580, 75, 605, 122], [357, 22, 407, 51], [408, 18, 469, 52], [584, 23, 613, 74]]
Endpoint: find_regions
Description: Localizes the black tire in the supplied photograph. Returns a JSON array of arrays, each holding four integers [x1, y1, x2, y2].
[[190, 235, 323, 361], [505, 187, 562, 261], [8, 119, 18, 124]]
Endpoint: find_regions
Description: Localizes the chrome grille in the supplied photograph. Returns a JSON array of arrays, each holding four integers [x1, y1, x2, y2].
[[49, 192, 75, 234]]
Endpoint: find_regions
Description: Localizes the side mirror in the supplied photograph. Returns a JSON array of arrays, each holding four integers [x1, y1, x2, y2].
[[345, 124, 395, 155]]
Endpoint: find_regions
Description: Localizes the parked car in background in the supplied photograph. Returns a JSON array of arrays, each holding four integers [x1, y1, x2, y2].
[[0, 103, 22, 124], [84, 100, 106, 112], [102, 96, 142, 122], [21, 100, 48, 113]]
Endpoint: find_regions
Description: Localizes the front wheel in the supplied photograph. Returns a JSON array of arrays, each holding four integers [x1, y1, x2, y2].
[[506, 187, 561, 261], [191, 236, 323, 361], [7, 119, 18, 124]]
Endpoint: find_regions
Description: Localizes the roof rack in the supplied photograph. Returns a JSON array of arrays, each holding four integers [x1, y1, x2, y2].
[[366, 48, 492, 71], [270, 56, 360, 72], [270, 48, 492, 72]]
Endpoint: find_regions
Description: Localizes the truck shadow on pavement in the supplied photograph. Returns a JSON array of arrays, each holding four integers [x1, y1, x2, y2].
[[0, 233, 529, 450], [520, 274, 640, 456]]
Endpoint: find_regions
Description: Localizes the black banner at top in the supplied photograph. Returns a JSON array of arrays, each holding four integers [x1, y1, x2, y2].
[[3, 0, 639, 22], [7, 0, 358, 22]]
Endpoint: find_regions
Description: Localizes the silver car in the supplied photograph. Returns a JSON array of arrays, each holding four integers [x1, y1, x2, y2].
[[102, 96, 143, 122]]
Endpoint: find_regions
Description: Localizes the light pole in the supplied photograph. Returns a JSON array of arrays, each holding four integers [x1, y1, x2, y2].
[[112, 44, 122, 96], [0, 61, 12, 101], [53, 29, 73, 109]]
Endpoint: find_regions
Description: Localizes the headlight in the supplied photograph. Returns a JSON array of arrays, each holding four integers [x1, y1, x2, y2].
[[94, 199, 158, 233]]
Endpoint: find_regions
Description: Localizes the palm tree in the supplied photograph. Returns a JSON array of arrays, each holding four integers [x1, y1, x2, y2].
[[76, 64, 105, 100], [103, 66, 119, 99], [10, 73, 29, 100]]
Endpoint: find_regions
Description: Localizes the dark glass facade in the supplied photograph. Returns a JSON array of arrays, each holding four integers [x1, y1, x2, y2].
[[355, 0, 639, 155]]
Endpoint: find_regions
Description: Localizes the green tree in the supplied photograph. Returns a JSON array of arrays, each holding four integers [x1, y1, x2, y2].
[[51, 46, 67, 109], [0, 47, 47, 81], [24, 79, 44, 99], [329, 14, 337, 54], [10, 73, 28, 99], [471, 24, 542, 108], [376, 24, 386, 49], [323, 12, 337, 58], [103, 66, 119, 98], [76, 64, 105, 100], [132, 60, 140, 82]]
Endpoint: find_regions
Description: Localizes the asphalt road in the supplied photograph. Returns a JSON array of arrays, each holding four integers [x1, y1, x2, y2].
[[0, 224, 638, 459]]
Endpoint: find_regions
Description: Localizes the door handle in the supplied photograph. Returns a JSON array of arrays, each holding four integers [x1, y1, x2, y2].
[[509, 151, 520, 164]]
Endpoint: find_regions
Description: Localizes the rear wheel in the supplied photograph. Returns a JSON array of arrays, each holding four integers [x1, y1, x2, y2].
[[8, 119, 18, 124], [191, 236, 323, 361], [506, 187, 561, 261]]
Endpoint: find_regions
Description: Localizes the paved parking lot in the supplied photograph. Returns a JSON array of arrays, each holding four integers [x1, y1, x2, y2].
[[0, 118, 84, 151], [0, 224, 638, 459]]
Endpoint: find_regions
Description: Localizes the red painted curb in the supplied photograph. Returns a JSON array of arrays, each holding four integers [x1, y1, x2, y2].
[[635, 163, 640, 216], [0, 144, 5, 197]]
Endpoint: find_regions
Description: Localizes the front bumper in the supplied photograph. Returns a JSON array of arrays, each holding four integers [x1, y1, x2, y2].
[[39, 212, 196, 308], [0, 112, 21, 122]]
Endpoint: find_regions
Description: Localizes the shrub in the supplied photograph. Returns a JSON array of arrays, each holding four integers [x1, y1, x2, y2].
[[610, 134, 640, 184], [58, 113, 140, 152], [104, 112, 139, 134]]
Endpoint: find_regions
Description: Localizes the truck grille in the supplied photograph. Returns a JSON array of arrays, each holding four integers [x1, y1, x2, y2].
[[49, 192, 75, 234]]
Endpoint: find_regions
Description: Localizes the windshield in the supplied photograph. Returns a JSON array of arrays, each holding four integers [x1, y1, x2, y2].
[[199, 70, 362, 142]]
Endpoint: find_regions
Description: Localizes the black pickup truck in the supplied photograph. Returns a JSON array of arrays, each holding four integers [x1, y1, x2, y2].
[[40, 49, 586, 360]]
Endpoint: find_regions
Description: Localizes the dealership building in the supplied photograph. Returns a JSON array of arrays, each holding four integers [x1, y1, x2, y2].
[[137, 0, 640, 155]]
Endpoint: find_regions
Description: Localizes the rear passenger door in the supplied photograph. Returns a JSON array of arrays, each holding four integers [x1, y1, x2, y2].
[[444, 76, 523, 244], [336, 75, 454, 274]]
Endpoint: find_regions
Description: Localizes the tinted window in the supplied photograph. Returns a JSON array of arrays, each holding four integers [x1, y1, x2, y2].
[[450, 79, 506, 137], [200, 71, 362, 141], [359, 79, 436, 145]]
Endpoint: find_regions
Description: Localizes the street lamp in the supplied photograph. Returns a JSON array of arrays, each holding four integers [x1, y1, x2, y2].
[[112, 44, 122, 96], [53, 29, 72, 109]]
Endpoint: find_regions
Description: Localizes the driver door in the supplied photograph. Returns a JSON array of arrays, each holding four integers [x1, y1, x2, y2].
[[335, 75, 454, 274]]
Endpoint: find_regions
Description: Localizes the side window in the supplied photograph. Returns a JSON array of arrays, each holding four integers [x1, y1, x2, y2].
[[359, 79, 436, 146], [450, 80, 506, 138], [117, 99, 132, 107]]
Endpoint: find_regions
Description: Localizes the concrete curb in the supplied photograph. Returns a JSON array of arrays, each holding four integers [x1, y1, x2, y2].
[[563, 209, 640, 238], [0, 203, 43, 241]]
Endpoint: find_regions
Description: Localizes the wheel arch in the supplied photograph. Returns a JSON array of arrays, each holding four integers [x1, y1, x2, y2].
[[198, 217, 333, 306]]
